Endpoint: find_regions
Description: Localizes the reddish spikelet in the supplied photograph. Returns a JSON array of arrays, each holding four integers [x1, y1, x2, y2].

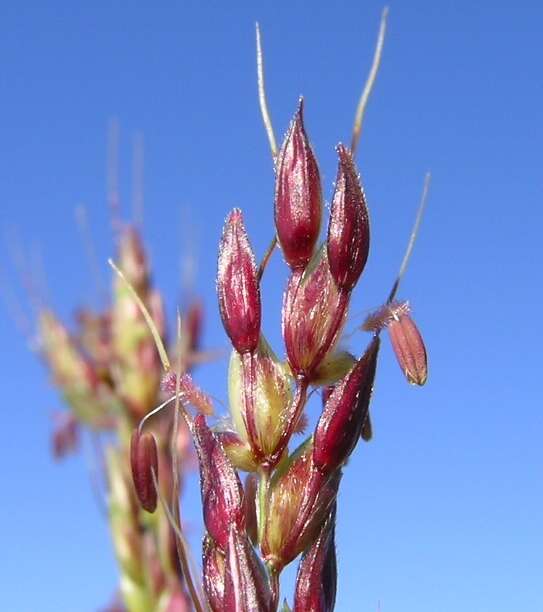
[[161, 372, 214, 415], [217, 209, 261, 354], [261, 439, 340, 571], [275, 100, 322, 270], [389, 312, 427, 386], [130, 429, 158, 513], [223, 526, 273, 612], [228, 337, 293, 462], [191, 415, 245, 550], [282, 250, 349, 379], [363, 301, 427, 385], [327, 145, 370, 292], [203, 535, 226, 612], [322, 382, 373, 442], [313, 337, 380, 473], [293, 506, 337, 612]]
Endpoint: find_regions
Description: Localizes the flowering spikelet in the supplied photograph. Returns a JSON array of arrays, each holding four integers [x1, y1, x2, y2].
[[364, 301, 427, 386], [327, 145, 370, 292], [228, 336, 293, 460], [282, 248, 348, 379], [130, 429, 159, 513], [261, 438, 340, 571], [217, 209, 261, 354], [191, 414, 245, 550], [275, 99, 322, 270], [313, 337, 380, 473], [389, 313, 427, 386]]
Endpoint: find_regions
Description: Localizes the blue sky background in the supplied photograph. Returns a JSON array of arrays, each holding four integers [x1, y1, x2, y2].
[[1, 2, 542, 611]]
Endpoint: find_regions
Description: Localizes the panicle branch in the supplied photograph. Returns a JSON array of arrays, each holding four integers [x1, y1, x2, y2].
[[32, 133, 210, 610]]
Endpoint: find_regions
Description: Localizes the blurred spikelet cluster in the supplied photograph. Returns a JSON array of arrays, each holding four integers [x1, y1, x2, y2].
[[39, 220, 204, 611]]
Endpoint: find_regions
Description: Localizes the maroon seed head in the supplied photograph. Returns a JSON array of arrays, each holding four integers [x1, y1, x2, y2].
[[388, 311, 428, 386], [275, 99, 322, 270], [217, 209, 261, 354], [282, 249, 349, 379], [130, 429, 158, 513], [364, 301, 427, 386], [327, 145, 369, 292], [313, 337, 380, 473], [191, 415, 245, 550], [261, 438, 340, 571]]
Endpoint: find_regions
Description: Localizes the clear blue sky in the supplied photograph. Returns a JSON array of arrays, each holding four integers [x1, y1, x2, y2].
[[1, 2, 542, 611]]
